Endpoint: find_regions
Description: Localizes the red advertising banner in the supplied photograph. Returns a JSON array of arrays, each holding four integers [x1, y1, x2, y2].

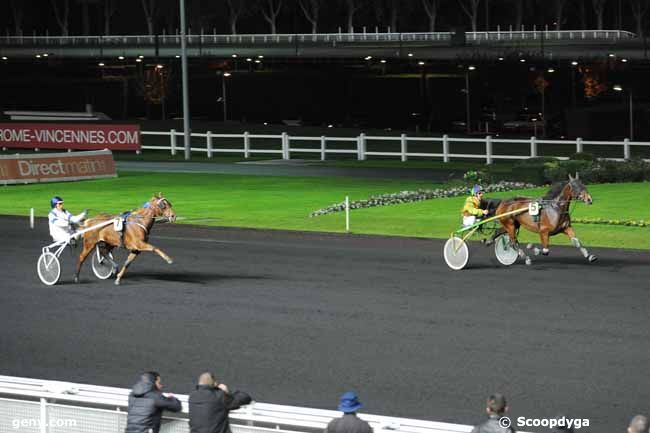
[[0, 150, 117, 185], [0, 123, 140, 151]]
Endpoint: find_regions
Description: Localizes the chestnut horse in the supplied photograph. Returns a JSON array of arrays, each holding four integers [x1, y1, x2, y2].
[[74, 193, 176, 285], [495, 174, 597, 265]]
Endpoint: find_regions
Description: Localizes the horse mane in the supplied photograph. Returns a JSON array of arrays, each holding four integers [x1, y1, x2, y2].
[[543, 181, 568, 200]]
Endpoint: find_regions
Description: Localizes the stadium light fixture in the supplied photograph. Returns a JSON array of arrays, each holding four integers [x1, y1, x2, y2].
[[136, 58, 142, 63], [118, 55, 125, 60], [571, 61, 578, 66], [621, 58, 628, 63], [156, 64, 164, 69], [246, 58, 252, 62], [232, 54, 238, 58], [1, 56, 8, 60], [407, 53, 413, 57]]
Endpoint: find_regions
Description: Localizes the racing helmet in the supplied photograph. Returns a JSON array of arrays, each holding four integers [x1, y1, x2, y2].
[[50, 196, 64, 208], [471, 185, 484, 195]]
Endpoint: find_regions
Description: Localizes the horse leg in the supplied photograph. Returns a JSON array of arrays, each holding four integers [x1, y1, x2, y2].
[[74, 240, 95, 283], [504, 220, 532, 265], [539, 231, 550, 256], [98, 241, 119, 274], [564, 227, 597, 262], [129, 240, 174, 264], [115, 251, 140, 285]]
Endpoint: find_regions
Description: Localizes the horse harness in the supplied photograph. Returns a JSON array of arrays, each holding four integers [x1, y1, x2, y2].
[[116, 211, 150, 247]]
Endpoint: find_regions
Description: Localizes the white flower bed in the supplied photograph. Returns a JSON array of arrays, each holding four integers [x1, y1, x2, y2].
[[309, 181, 537, 217]]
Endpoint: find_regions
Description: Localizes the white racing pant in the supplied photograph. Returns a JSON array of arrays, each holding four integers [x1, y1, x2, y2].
[[462, 215, 477, 228]]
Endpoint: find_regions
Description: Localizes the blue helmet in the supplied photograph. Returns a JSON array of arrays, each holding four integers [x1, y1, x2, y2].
[[50, 196, 64, 208], [471, 185, 484, 195]]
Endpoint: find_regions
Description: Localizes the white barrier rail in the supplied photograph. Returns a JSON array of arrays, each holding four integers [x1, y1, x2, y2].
[[0, 375, 479, 433], [139, 130, 650, 164]]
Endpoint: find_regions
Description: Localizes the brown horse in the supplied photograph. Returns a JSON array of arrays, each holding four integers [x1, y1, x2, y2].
[[495, 173, 597, 265], [74, 193, 176, 285]]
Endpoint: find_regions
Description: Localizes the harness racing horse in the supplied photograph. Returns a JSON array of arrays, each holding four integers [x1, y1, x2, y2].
[[74, 193, 176, 285], [494, 173, 597, 265]]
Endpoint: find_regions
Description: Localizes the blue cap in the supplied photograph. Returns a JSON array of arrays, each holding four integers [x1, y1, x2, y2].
[[337, 391, 363, 413], [50, 196, 64, 208], [471, 185, 484, 195]]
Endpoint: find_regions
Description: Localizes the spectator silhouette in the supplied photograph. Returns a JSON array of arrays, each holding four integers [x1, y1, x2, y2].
[[189, 372, 252, 433], [470, 393, 514, 433], [324, 391, 372, 433], [124, 371, 181, 433], [628, 415, 650, 433]]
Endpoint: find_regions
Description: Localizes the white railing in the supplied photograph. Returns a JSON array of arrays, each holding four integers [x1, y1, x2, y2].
[[0, 375, 478, 433], [0, 30, 636, 46], [139, 130, 650, 163]]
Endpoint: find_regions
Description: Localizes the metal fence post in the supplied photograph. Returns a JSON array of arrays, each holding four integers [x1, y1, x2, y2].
[[206, 131, 213, 158], [624, 138, 631, 160], [400, 134, 408, 162], [576, 137, 583, 153], [442, 134, 449, 162], [170, 129, 177, 156], [40, 398, 47, 433], [530, 136, 537, 157], [357, 133, 366, 161], [320, 136, 326, 161], [486, 135, 493, 164], [282, 132, 289, 160], [244, 131, 250, 159]]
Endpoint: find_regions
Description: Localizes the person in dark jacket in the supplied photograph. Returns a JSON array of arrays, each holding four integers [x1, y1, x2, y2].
[[470, 393, 514, 433], [124, 371, 182, 433], [324, 391, 372, 433], [189, 372, 253, 433]]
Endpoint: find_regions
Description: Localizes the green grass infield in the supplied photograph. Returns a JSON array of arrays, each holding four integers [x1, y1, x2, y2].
[[1, 172, 648, 250]]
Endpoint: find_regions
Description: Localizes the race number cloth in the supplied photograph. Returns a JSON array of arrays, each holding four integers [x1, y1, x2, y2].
[[0, 150, 117, 184]]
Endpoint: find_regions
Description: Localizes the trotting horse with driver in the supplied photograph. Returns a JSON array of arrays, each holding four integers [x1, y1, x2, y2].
[[74, 193, 176, 285], [491, 173, 598, 265]]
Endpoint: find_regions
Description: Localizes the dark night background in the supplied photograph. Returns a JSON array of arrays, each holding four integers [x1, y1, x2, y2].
[[2, 0, 650, 138]]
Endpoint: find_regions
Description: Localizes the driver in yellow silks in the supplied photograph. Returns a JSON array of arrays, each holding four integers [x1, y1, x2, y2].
[[461, 185, 488, 227]]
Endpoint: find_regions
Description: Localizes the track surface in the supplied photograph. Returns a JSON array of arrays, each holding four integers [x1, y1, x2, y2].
[[1, 215, 649, 433]]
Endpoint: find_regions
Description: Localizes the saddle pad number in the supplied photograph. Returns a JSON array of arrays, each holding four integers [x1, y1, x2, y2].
[[113, 219, 123, 232], [529, 202, 540, 216]]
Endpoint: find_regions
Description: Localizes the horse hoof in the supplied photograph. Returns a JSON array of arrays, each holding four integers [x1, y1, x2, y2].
[[588, 255, 598, 262], [541, 249, 550, 256], [526, 243, 534, 249], [114, 279, 121, 286], [167, 259, 174, 265], [73, 276, 79, 284], [532, 247, 541, 256], [525, 258, 532, 266]]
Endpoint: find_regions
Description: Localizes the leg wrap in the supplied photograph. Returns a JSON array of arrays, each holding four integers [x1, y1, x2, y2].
[[571, 237, 582, 248], [541, 248, 550, 255]]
